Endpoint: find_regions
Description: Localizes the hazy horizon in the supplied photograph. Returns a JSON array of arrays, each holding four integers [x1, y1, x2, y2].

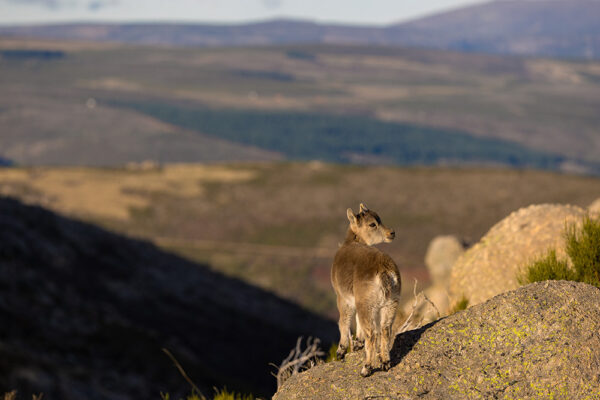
[[0, 0, 485, 26]]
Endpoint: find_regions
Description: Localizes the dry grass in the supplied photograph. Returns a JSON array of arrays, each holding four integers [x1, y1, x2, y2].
[[0, 164, 255, 220]]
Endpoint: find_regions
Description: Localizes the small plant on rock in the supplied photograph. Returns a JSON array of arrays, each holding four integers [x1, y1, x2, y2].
[[519, 216, 600, 286]]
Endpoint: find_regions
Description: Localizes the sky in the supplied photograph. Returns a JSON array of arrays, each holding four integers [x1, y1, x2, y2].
[[0, 0, 486, 26]]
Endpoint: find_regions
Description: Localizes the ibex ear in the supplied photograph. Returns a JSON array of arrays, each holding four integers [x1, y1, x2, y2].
[[359, 203, 369, 213], [347, 208, 357, 225]]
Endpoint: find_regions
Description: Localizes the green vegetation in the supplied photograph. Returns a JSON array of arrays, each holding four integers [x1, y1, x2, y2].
[[160, 388, 255, 400], [325, 342, 338, 363], [0, 49, 65, 60], [518, 250, 575, 284], [450, 296, 469, 314], [519, 217, 600, 286], [114, 100, 565, 169]]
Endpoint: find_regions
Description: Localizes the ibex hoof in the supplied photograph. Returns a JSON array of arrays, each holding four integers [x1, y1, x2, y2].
[[381, 360, 391, 371], [360, 364, 373, 377], [352, 339, 364, 350], [336, 347, 347, 360]]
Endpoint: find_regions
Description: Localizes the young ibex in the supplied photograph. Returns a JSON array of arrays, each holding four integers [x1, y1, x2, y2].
[[331, 203, 401, 377]]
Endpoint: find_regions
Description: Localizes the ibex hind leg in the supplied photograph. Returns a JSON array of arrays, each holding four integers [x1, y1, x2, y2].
[[336, 297, 355, 360], [378, 301, 398, 371], [353, 314, 365, 350], [357, 302, 380, 377]]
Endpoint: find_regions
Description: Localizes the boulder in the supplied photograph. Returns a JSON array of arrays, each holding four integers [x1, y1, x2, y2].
[[589, 198, 600, 216], [425, 235, 465, 286], [274, 280, 600, 400], [450, 204, 586, 306]]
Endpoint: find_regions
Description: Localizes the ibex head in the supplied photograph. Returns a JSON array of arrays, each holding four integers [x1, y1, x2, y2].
[[347, 203, 395, 245]]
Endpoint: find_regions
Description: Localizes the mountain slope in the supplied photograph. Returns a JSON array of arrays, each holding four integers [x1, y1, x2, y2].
[[388, 0, 600, 59], [0, 20, 382, 47], [1, 1, 599, 59], [0, 98, 281, 166], [0, 196, 336, 399]]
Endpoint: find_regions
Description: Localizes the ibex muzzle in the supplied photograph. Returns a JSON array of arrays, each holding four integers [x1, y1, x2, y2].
[[331, 203, 401, 377]]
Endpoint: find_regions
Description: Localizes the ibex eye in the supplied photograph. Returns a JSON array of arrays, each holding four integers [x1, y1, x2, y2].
[[369, 223, 376, 228]]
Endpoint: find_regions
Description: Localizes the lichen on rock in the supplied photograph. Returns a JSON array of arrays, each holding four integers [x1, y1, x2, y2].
[[274, 280, 600, 400]]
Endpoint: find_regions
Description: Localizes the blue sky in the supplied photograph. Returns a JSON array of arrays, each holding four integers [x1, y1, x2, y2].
[[0, 0, 485, 25]]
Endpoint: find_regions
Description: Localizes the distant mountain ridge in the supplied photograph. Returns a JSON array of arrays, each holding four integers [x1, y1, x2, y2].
[[1, 0, 599, 59]]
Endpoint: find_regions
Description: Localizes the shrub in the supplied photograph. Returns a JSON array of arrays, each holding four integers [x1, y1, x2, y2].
[[519, 216, 600, 286]]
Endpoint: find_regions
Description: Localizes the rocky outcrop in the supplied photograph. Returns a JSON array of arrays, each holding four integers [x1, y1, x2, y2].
[[450, 204, 586, 306], [274, 280, 600, 399], [0, 197, 336, 399]]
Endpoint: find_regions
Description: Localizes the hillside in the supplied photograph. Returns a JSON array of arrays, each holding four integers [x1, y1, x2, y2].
[[1, 1, 599, 60], [389, 0, 600, 59], [1, 163, 600, 319], [1, 38, 600, 170], [0, 196, 337, 399]]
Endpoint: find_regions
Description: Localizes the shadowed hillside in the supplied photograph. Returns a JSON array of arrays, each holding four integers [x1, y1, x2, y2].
[[0, 196, 337, 399]]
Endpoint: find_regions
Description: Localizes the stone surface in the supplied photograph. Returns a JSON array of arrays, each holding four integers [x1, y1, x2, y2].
[[425, 235, 465, 286], [450, 204, 586, 306], [589, 198, 600, 215], [274, 280, 600, 400]]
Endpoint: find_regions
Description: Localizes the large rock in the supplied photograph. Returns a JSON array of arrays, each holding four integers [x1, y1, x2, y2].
[[274, 281, 600, 399], [589, 198, 600, 216], [450, 204, 586, 306], [425, 235, 465, 286]]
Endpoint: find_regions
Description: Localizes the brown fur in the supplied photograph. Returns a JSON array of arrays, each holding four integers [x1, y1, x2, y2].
[[331, 203, 401, 377]]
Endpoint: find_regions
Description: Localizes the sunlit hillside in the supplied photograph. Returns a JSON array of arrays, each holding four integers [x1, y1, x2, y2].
[[2, 163, 599, 317]]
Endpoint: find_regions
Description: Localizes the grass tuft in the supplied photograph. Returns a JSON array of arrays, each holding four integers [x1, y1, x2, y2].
[[212, 388, 254, 400], [450, 296, 469, 314], [325, 342, 338, 363]]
